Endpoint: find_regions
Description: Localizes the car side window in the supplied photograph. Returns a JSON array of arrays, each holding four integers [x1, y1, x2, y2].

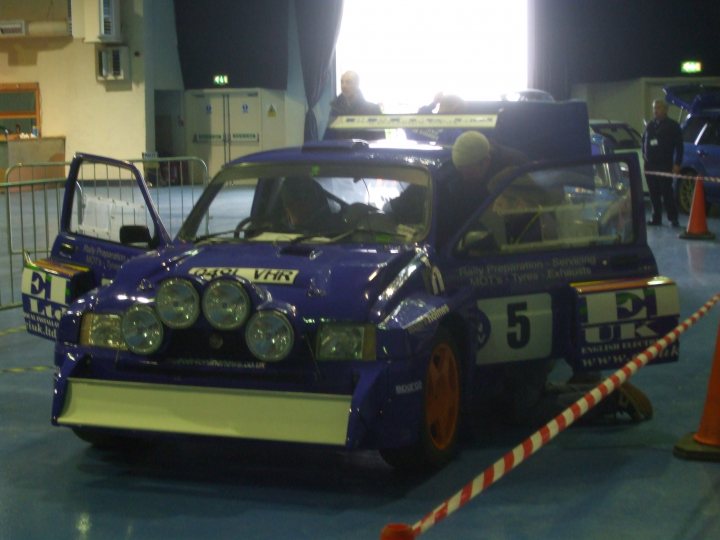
[[698, 120, 720, 146], [457, 161, 633, 256], [68, 165, 158, 247]]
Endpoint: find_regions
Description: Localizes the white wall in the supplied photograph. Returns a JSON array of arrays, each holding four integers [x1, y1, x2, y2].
[[0, 0, 181, 161], [1, 0, 314, 166]]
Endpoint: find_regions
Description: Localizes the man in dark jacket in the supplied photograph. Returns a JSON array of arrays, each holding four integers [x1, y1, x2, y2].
[[643, 99, 684, 227], [325, 71, 383, 140]]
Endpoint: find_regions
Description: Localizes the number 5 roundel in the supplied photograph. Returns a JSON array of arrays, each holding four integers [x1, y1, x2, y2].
[[474, 293, 552, 364]]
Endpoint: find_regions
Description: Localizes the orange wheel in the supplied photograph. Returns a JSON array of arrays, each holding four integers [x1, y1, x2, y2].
[[424, 339, 460, 452], [379, 329, 462, 469]]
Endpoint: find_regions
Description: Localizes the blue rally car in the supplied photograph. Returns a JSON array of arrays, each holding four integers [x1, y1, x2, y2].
[[663, 84, 720, 213], [22, 100, 679, 468]]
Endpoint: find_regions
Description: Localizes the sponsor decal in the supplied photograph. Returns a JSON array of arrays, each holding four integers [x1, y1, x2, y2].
[[79, 244, 128, 273], [574, 282, 680, 369], [476, 310, 491, 350], [395, 381, 423, 395], [406, 305, 450, 333], [22, 268, 69, 305], [168, 358, 267, 370], [475, 293, 552, 364], [458, 256, 597, 288], [189, 267, 299, 284], [21, 267, 70, 340]]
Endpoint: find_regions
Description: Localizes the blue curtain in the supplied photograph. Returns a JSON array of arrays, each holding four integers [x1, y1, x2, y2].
[[294, 0, 344, 141], [174, 0, 289, 90]]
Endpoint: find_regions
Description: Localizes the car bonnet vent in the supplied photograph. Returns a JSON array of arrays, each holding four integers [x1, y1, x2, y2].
[[302, 140, 370, 152], [278, 244, 320, 257]]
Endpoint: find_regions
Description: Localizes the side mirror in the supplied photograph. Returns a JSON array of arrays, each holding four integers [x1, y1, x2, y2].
[[455, 229, 497, 256], [119, 224, 152, 247]]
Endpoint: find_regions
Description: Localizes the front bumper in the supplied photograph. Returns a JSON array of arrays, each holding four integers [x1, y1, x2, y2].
[[52, 346, 427, 450], [57, 377, 352, 445]]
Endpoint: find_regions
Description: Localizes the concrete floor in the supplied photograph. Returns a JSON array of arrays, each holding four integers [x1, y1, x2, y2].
[[2, 212, 719, 540]]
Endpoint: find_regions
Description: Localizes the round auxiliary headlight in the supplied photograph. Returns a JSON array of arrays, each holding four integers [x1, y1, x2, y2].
[[156, 278, 200, 329], [121, 304, 164, 354], [202, 280, 251, 330], [245, 311, 294, 362]]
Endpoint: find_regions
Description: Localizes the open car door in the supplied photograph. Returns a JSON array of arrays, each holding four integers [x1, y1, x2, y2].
[[664, 84, 720, 114], [22, 153, 171, 340], [449, 152, 680, 372]]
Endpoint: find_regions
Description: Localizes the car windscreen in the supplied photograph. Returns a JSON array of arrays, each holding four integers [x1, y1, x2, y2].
[[177, 163, 432, 245], [592, 124, 641, 150]]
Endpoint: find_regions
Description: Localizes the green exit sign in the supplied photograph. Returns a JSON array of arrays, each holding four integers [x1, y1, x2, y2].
[[213, 74, 229, 86], [681, 61, 702, 74]]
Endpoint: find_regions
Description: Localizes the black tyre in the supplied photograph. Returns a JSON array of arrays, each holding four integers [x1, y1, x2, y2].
[[676, 172, 696, 215]]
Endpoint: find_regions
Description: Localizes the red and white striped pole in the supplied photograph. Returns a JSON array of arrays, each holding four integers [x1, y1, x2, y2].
[[381, 293, 720, 539]]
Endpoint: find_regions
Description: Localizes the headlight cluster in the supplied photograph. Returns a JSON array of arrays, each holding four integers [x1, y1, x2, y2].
[[80, 277, 295, 361], [156, 278, 200, 329], [201, 280, 251, 330], [122, 304, 164, 354], [79, 313, 126, 350], [245, 311, 294, 362], [317, 323, 376, 361]]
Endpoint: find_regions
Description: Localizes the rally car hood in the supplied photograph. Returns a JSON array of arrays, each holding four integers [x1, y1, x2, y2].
[[111, 241, 423, 321]]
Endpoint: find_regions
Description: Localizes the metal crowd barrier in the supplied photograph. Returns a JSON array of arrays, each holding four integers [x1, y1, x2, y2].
[[0, 156, 208, 310]]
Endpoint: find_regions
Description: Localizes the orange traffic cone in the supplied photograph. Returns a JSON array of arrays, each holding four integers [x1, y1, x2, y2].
[[674, 318, 720, 461], [679, 177, 715, 240], [380, 523, 415, 539]]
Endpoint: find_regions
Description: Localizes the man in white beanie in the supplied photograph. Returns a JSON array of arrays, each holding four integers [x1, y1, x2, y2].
[[442, 131, 528, 243], [387, 130, 528, 245], [451, 131, 527, 190]]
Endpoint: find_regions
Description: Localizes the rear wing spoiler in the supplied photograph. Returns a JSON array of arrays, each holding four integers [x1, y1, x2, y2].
[[328, 114, 498, 131], [326, 99, 593, 162]]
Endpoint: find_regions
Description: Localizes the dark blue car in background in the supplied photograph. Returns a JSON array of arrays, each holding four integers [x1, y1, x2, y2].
[[664, 84, 720, 213], [22, 100, 679, 469]]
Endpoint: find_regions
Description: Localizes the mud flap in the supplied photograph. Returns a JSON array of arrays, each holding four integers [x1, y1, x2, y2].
[[21, 253, 94, 340], [570, 276, 680, 371]]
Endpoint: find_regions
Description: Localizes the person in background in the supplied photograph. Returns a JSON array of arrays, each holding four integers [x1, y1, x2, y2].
[[412, 93, 467, 144], [642, 99, 683, 227], [325, 71, 383, 140], [417, 91, 445, 114], [417, 93, 464, 115]]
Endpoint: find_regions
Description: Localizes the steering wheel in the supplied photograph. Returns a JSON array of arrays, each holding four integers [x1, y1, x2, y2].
[[343, 202, 378, 225]]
